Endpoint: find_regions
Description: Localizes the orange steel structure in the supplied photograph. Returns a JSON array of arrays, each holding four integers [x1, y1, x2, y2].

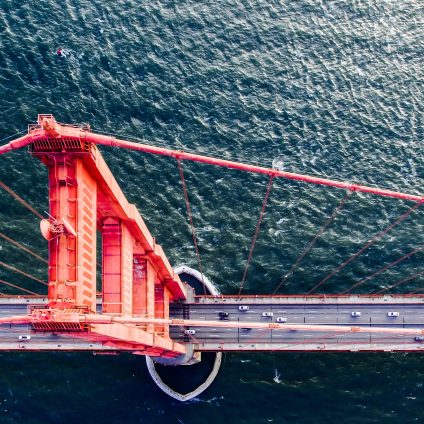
[[1, 115, 423, 202], [21, 115, 188, 358], [2, 114, 424, 358]]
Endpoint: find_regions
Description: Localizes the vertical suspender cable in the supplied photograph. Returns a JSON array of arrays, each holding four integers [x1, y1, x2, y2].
[[0, 232, 48, 264], [342, 244, 424, 294], [239, 175, 274, 295], [410, 286, 424, 294], [177, 159, 207, 295], [273, 191, 352, 294], [0, 180, 43, 219], [0, 261, 47, 286], [374, 270, 424, 294], [0, 130, 26, 144], [0, 278, 39, 295], [307, 200, 423, 294]]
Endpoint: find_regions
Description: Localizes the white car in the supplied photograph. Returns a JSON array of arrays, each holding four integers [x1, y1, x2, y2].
[[262, 312, 274, 318], [184, 329, 196, 335], [18, 335, 31, 341], [387, 312, 399, 317], [239, 305, 249, 311], [351, 312, 362, 317], [276, 317, 287, 323]]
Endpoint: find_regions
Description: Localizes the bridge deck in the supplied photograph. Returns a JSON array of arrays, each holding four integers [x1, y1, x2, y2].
[[0, 298, 116, 353], [0, 296, 423, 353], [170, 295, 424, 352]]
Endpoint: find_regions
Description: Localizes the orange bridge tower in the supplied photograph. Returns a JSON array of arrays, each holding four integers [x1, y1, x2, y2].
[[31, 114, 191, 360]]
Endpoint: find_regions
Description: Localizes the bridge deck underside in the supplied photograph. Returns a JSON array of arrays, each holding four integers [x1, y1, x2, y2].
[[170, 299, 424, 352]]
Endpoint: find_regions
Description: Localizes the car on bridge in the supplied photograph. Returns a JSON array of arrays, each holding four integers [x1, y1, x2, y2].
[[184, 329, 196, 335], [415, 336, 424, 342], [18, 335, 31, 341], [351, 312, 362, 317], [239, 305, 249, 311], [387, 312, 400, 317], [262, 312, 273, 318], [218, 311, 229, 320]]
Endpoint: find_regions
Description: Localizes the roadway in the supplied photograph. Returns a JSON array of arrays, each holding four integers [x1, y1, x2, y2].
[[0, 298, 114, 352], [169, 300, 424, 352], [0, 297, 423, 352]]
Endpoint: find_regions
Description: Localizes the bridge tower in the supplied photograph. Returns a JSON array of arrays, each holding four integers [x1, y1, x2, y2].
[[30, 114, 189, 359], [2, 114, 424, 400]]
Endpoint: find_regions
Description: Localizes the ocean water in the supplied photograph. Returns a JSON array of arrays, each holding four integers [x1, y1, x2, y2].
[[0, 0, 424, 422]]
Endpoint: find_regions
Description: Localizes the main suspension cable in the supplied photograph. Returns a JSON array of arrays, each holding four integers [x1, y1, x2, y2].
[[0, 179, 43, 219], [0, 261, 47, 286], [0, 278, 38, 295], [374, 270, 424, 294], [308, 200, 423, 294], [273, 190, 353, 294], [0, 232, 48, 264], [177, 159, 206, 294], [341, 244, 424, 294], [239, 175, 274, 295]]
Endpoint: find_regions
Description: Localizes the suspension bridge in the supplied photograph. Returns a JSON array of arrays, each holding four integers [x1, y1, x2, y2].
[[0, 114, 423, 398]]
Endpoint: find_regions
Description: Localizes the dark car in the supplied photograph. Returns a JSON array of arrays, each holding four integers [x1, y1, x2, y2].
[[219, 311, 229, 320]]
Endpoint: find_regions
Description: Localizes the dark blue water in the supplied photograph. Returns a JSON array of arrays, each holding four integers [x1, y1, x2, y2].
[[0, 0, 424, 422]]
